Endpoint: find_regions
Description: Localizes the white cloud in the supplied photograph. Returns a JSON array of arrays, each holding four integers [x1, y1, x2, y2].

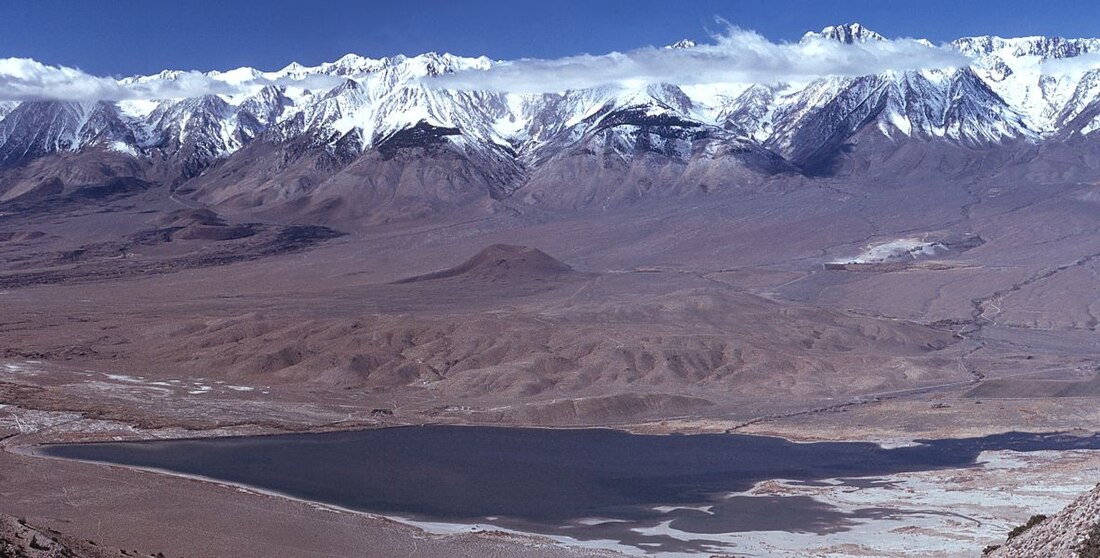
[[0, 58, 127, 101], [0, 58, 345, 102], [0, 26, 975, 102], [121, 71, 344, 100], [430, 27, 973, 93], [1041, 52, 1100, 76]]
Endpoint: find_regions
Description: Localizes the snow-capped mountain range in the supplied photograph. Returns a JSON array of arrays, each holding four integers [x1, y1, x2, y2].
[[5, 23, 1100, 217]]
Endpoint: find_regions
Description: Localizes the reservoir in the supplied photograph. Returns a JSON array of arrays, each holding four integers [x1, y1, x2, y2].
[[38, 427, 1100, 554]]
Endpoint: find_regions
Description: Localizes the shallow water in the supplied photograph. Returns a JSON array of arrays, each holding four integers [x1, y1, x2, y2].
[[40, 427, 1100, 554]]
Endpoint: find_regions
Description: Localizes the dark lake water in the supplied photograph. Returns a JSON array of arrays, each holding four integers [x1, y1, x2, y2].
[[40, 427, 1100, 554]]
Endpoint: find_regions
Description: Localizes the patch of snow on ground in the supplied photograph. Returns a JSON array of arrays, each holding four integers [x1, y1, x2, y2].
[[573, 518, 631, 526], [385, 449, 1100, 558], [104, 373, 142, 382], [652, 504, 714, 514], [832, 237, 946, 264], [392, 516, 646, 556]]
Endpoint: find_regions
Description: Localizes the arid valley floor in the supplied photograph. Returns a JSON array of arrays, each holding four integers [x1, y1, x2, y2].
[[4, 152, 1100, 556]]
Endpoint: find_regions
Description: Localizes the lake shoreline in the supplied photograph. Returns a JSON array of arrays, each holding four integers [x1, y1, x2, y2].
[[10, 442, 633, 555], [25, 426, 1100, 557]]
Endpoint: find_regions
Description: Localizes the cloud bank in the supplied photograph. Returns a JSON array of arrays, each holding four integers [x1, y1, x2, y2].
[[431, 27, 974, 93], [0, 58, 126, 102], [1041, 51, 1100, 75], [0, 58, 343, 103], [0, 26, 1011, 102]]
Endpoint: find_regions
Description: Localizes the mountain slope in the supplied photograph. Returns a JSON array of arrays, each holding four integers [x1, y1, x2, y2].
[[986, 483, 1100, 557], [5, 24, 1100, 218]]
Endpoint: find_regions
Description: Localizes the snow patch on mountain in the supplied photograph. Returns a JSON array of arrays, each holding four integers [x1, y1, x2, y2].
[[5, 23, 1100, 173]]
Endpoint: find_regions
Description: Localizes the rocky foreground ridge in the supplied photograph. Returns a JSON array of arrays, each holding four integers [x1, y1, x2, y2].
[[986, 484, 1100, 557]]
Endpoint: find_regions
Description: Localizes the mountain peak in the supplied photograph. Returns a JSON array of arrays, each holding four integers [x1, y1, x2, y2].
[[802, 23, 886, 44], [665, 39, 697, 50]]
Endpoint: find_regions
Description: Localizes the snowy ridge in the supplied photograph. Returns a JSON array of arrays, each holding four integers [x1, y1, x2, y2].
[[802, 23, 886, 44], [5, 24, 1100, 173]]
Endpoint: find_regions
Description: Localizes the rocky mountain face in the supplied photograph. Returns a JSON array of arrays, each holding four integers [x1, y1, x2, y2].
[[985, 484, 1100, 557], [6, 23, 1100, 222], [804, 22, 886, 44]]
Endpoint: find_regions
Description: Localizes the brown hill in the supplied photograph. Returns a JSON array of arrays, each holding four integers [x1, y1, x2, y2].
[[394, 244, 576, 285]]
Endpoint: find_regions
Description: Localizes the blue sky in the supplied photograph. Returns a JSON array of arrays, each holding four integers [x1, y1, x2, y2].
[[3, 0, 1100, 76]]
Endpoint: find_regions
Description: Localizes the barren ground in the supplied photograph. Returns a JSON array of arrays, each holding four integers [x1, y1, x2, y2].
[[3, 175, 1100, 555]]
